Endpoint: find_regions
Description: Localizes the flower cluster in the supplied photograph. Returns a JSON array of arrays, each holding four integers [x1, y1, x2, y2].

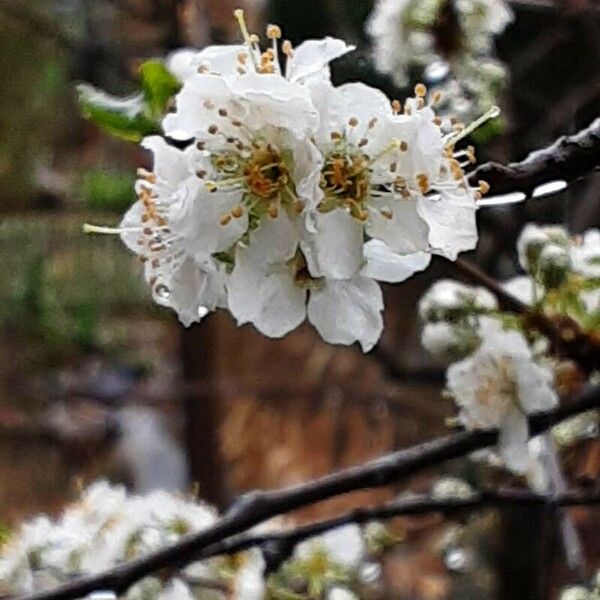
[[88, 13, 488, 352], [418, 225, 600, 472], [366, 0, 512, 123], [0, 482, 377, 600]]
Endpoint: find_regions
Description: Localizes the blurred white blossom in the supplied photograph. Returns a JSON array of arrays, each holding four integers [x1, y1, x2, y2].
[[446, 318, 558, 473]]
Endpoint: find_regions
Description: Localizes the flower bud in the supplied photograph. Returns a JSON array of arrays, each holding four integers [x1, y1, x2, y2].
[[418, 280, 498, 323], [536, 243, 570, 289], [517, 224, 569, 273], [421, 322, 480, 361]]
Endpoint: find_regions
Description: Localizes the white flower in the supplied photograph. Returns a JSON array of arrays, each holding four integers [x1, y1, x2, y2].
[[232, 550, 266, 600], [419, 279, 498, 322], [0, 482, 222, 599], [560, 586, 591, 600], [446, 318, 559, 473], [327, 587, 359, 600], [502, 275, 539, 305], [295, 525, 365, 569], [116, 136, 230, 326], [431, 477, 475, 499], [516, 223, 569, 273], [366, 0, 512, 115], [302, 80, 479, 272], [421, 321, 479, 361], [571, 229, 600, 279]]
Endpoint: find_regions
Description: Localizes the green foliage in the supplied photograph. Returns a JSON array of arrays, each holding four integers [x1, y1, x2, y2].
[[79, 168, 135, 213], [139, 60, 181, 120], [78, 85, 159, 142], [78, 60, 181, 142]]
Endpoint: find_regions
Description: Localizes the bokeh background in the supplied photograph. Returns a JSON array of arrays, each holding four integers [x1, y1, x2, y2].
[[0, 0, 598, 598]]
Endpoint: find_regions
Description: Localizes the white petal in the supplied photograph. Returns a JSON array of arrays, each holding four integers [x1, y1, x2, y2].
[[169, 187, 247, 262], [245, 212, 300, 265], [190, 44, 246, 78], [252, 272, 307, 338], [417, 190, 478, 260], [367, 198, 430, 254], [119, 201, 144, 253], [288, 37, 355, 82], [166, 48, 199, 81], [498, 410, 530, 474], [361, 239, 431, 282], [168, 259, 226, 327], [308, 277, 384, 352], [227, 254, 306, 337], [301, 209, 363, 279], [162, 75, 232, 140], [232, 74, 318, 137], [141, 136, 192, 187]]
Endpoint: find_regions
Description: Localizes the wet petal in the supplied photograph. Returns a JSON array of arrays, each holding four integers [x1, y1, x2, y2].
[[308, 277, 384, 351], [361, 239, 431, 282]]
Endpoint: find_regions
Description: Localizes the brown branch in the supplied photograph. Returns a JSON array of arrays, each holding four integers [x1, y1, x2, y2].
[[470, 117, 600, 196], [14, 384, 600, 600]]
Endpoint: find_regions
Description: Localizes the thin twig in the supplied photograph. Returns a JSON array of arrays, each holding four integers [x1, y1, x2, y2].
[[14, 385, 600, 600]]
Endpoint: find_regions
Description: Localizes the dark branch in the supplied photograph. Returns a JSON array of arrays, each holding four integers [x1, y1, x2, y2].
[[449, 257, 600, 373], [470, 117, 600, 196], [15, 384, 600, 600], [197, 488, 600, 562]]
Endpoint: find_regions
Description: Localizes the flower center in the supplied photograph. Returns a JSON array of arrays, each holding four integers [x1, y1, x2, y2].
[[243, 145, 289, 200], [319, 144, 371, 221], [206, 138, 301, 224]]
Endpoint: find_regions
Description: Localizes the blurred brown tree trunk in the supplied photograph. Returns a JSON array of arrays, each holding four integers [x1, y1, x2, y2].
[[180, 318, 228, 509]]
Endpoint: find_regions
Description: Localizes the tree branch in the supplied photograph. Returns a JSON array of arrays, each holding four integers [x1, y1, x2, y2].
[[450, 257, 600, 373], [195, 488, 600, 564], [470, 117, 600, 196], [14, 385, 600, 600]]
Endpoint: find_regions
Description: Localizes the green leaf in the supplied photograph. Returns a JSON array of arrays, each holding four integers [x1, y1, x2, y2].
[[77, 83, 159, 142], [139, 60, 181, 120]]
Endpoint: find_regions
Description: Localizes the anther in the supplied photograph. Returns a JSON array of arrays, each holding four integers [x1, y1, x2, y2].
[[431, 91, 442, 104], [219, 213, 232, 226], [399, 141, 408, 152], [368, 117, 378, 129], [218, 108, 228, 117], [196, 170, 206, 179], [282, 40, 294, 56], [268, 204, 279, 218], [208, 124, 219, 135], [478, 180, 490, 195], [415, 83, 427, 97], [231, 205, 244, 218], [348, 117, 359, 127], [391, 99, 402, 114], [358, 138, 368, 147], [266, 24, 282, 39]]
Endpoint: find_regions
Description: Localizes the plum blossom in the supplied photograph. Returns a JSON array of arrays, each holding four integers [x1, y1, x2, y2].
[[446, 318, 558, 473], [86, 15, 489, 351], [366, 0, 512, 121], [0, 482, 225, 599], [302, 80, 481, 274], [418, 279, 498, 323]]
